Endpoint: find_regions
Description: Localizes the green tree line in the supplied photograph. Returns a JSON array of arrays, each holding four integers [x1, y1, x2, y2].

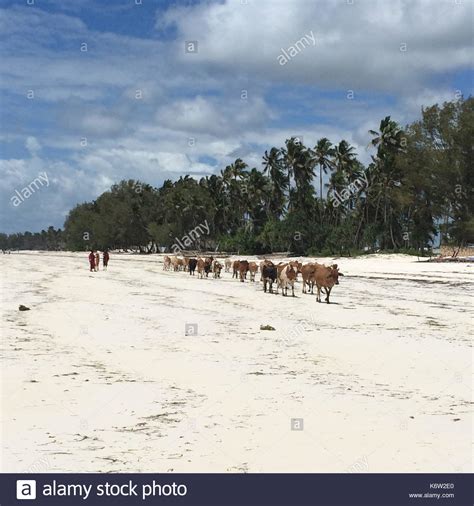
[[0, 226, 63, 251], [3, 97, 472, 255]]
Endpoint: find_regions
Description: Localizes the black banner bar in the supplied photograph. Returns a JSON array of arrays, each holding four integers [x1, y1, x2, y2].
[[3, 473, 472, 506]]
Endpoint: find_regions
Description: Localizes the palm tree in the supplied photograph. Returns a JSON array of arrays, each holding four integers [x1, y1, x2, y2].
[[245, 168, 270, 232], [368, 117, 406, 248], [294, 147, 315, 190], [369, 116, 405, 156], [312, 138, 334, 202], [282, 138, 303, 184], [222, 158, 248, 183], [328, 140, 360, 210], [219, 159, 249, 232], [262, 147, 287, 218], [282, 138, 313, 211], [333, 140, 357, 177], [205, 174, 228, 235]]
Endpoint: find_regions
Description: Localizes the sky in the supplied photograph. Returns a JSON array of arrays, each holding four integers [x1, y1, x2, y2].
[[0, 0, 472, 233]]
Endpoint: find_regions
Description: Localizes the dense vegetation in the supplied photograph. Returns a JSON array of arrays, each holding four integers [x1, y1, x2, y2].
[[2, 97, 472, 255], [0, 226, 64, 252]]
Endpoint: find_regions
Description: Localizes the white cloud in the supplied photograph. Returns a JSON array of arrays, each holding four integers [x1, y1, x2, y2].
[[160, 0, 472, 92], [0, 1, 471, 232], [25, 136, 41, 155], [401, 88, 462, 116], [156, 95, 273, 136]]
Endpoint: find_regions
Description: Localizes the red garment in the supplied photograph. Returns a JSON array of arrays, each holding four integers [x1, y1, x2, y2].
[[89, 252, 96, 268]]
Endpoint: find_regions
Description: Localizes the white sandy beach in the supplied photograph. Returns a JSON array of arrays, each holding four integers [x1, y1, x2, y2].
[[1, 252, 472, 473]]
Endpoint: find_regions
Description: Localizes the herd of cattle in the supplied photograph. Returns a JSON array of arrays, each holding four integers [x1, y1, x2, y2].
[[163, 255, 344, 303]]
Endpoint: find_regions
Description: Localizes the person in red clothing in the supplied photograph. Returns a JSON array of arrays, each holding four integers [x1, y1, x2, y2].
[[88, 250, 96, 272], [103, 250, 110, 270]]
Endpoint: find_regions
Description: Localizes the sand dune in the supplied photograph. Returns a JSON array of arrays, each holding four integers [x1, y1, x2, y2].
[[1, 251, 472, 473]]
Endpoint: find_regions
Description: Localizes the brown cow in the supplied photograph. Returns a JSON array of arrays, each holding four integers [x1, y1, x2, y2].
[[289, 260, 303, 280], [248, 261, 258, 282], [314, 264, 343, 303], [232, 260, 240, 279], [163, 255, 171, 271], [183, 257, 190, 272], [238, 260, 249, 282], [197, 258, 205, 278], [301, 262, 318, 294], [224, 258, 232, 273], [170, 255, 180, 271]]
